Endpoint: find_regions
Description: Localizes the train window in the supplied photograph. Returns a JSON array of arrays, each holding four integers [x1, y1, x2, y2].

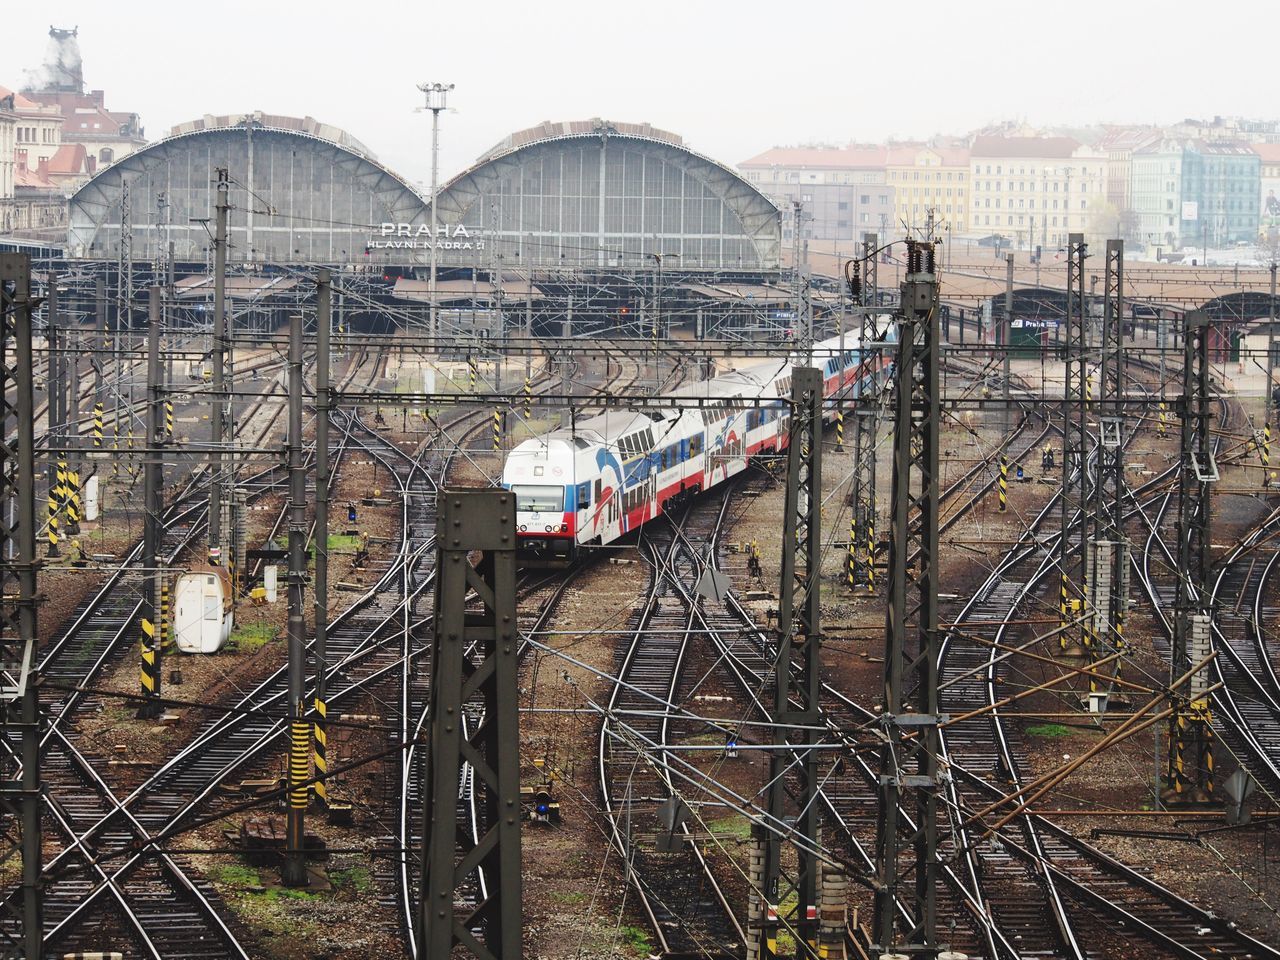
[[511, 485, 565, 512], [690, 434, 703, 456], [576, 482, 591, 508], [594, 478, 602, 502]]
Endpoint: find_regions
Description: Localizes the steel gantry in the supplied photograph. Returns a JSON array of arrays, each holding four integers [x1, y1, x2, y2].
[[849, 232, 881, 592], [0, 253, 42, 959], [873, 240, 944, 957], [1088, 240, 1130, 692], [754, 365, 826, 959], [1165, 311, 1217, 804], [418, 490, 521, 960], [1058, 234, 1089, 654]]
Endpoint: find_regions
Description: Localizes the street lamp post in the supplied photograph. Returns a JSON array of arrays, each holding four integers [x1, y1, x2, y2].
[[418, 81, 454, 344]]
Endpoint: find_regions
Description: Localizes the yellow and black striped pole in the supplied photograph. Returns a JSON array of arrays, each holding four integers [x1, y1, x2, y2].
[[468, 355, 478, 393], [1059, 572, 1071, 648], [847, 511, 856, 591], [165, 399, 175, 440], [997, 455, 1008, 512], [1263, 423, 1272, 483], [313, 698, 328, 807], [159, 570, 173, 652], [62, 459, 81, 534], [835, 408, 844, 452], [45, 468, 61, 557], [1157, 401, 1168, 438], [93, 401, 104, 447], [1168, 710, 1188, 797], [865, 503, 876, 594], [139, 614, 159, 713], [523, 377, 532, 421], [289, 718, 312, 809], [1200, 706, 1215, 798], [493, 409, 502, 451]]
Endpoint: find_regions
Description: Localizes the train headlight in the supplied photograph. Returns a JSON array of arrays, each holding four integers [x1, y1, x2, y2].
[[519, 524, 527, 532], [560, 524, 569, 532], [544, 524, 553, 532]]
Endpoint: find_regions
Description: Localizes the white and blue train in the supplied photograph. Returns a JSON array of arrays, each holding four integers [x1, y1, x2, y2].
[[501, 327, 894, 563]]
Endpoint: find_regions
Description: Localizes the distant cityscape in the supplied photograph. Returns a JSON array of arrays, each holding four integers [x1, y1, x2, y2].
[[739, 119, 1280, 259], [4, 26, 1280, 265]]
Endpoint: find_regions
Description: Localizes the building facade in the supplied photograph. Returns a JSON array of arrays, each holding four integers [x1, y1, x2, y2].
[[737, 145, 893, 251], [968, 136, 1107, 249], [885, 143, 969, 237], [0, 94, 15, 233], [1256, 143, 1280, 239], [68, 113, 428, 261], [1131, 140, 1261, 249], [430, 119, 781, 270]]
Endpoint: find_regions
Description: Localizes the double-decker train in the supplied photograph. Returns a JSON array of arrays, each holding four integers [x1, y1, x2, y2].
[[501, 327, 894, 563]]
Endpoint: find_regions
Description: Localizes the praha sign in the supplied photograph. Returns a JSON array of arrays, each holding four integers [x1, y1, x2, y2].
[[368, 223, 484, 251]]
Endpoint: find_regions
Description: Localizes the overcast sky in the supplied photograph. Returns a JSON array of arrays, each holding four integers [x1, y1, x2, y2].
[[8, 0, 1275, 189]]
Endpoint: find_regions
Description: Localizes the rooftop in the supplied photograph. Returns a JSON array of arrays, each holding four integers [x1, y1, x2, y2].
[[970, 135, 1082, 158], [738, 144, 888, 170]]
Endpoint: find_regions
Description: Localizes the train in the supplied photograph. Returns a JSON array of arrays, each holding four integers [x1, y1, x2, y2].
[[501, 326, 895, 564]]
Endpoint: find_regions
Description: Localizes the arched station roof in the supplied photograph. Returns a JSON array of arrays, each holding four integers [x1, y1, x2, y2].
[[428, 118, 781, 270], [67, 114, 428, 262]]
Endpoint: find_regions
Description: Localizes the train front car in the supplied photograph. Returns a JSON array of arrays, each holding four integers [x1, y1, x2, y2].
[[501, 435, 578, 566]]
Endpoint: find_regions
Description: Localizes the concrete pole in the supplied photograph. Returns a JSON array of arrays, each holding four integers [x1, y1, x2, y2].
[[313, 272, 331, 808], [138, 287, 165, 718], [209, 168, 229, 565], [1268, 261, 1277, 425], [284, 312, 309, 886]]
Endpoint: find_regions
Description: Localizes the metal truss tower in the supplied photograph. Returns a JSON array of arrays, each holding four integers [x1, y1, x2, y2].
[[418, 490, 521, 960], [0, 253, 42, 958], [1058, 234, 1089, 653], [756, 366, 825, 958], [1166, 311, 1217, 804], [873, 240, 943, 956], [850, 232, 881, 592], [1088, 240, 1129, 687]]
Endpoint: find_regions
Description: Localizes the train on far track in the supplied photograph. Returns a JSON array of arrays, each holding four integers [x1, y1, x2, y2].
[[501, 326, 895, 564]]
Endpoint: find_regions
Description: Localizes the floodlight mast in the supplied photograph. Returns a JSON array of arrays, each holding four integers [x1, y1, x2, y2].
[[418, 82, 454, 341]]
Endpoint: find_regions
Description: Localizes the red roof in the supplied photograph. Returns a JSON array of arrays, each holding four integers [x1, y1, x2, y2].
[[48, 143, 89, 176], [0, 85, 60, 117], [971, 135, 1081, 158], [886, 143, 969, 167], [739, 144, 887, 170], [1254, 143, 1280, 163]]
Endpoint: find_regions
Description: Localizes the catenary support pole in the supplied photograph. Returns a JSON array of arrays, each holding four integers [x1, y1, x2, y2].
[[313, 272, 331, 807], [757, 365, 824, 958], [1, 254, 42, 958], [418, 490, 521, 959], [1058, 234, 1088, 652], [873, 239, 943, 957], [138, 287, 166, 718], [209, 167, 230, 565], [1165, 311, 1216, 804], [283, 312, 310, 885]]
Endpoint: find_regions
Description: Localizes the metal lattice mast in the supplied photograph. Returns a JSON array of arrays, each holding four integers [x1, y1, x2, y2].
[[1058, 234, 1088, 653], [208, 168, 230, 566], [1166, 311, 1217, 803], [873, 240, 942, 956], [0, 253, 41, 959], [1090, 240, 1129, 690], [850, 232, 880, 592], [755, 366, 824, 958], [418, 490, 521, 960]]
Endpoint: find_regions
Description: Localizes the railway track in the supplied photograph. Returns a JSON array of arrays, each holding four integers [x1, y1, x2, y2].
[[597, 484, 746, 958], [0, 349, 380, 955]]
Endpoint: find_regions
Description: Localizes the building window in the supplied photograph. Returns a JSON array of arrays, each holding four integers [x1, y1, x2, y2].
[[859, 194, 869, 204], [99, 147, 114, 165]]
